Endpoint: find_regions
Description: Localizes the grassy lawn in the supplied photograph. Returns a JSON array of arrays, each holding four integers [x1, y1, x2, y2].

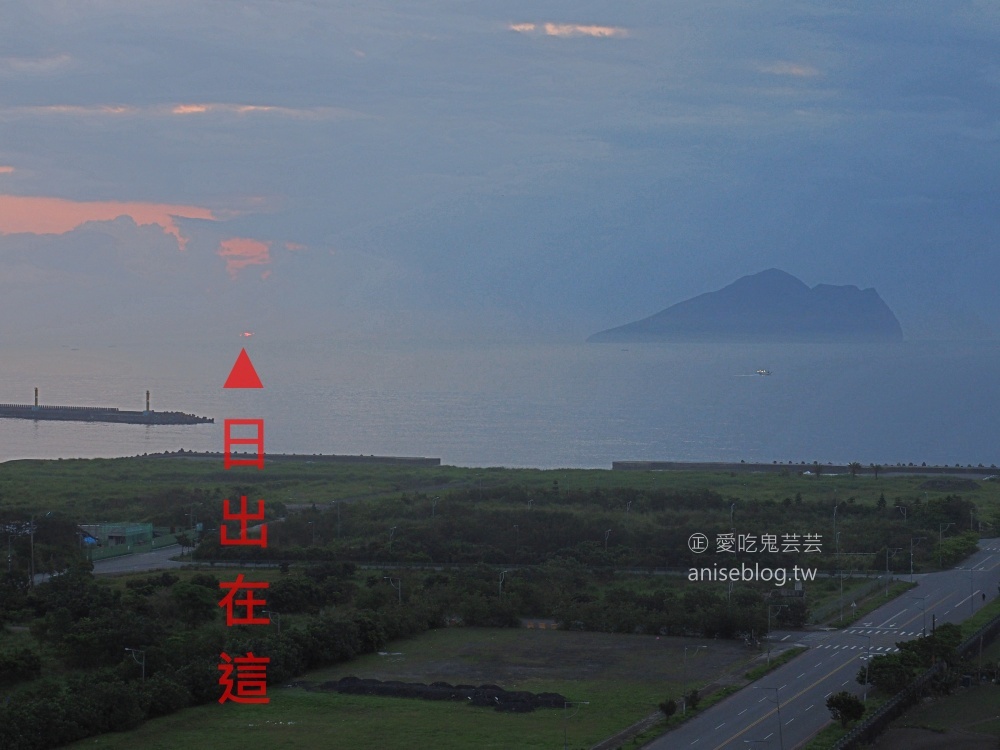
[[63, 627, 755, 750], [4, 455, 1000, 520]]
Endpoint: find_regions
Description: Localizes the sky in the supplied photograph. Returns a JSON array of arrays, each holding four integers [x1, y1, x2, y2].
[[1, 0, 999, 345]]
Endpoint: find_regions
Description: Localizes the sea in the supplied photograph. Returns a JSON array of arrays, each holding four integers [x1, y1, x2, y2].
[[1, 339, 998, 470]]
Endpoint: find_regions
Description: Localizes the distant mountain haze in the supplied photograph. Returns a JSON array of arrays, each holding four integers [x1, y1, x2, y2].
[[588, 269, 904, 343]]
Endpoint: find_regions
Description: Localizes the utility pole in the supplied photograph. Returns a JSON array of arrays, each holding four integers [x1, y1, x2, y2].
[[909, 537, 925, 581], [938, 523, 953, 568], [885, 548, 902, 596]]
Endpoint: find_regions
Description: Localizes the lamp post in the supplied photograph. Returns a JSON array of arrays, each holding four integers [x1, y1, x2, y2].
[[388, 526, 397, 554], [384, 577, 402, 605], [909, 537, 926, 582], [849, 633, 871, 702], [895, 505, 908, 524], [766, 605, 787, 665], [308, 521, 317, 547], [499, 570, 509, 600], [885, 548, 902, 596], [683, 645, 708, 691], [125, 647, 146, 681], [938, 523, 954, 568], [837, 531, 843, 623], [262, 609, 282, 633], [909, 596, 927, 637], [562, 701, 590, 750], [432, 496, 439, 517], [752, 686, 784, 750], [604, 529, 611, 552]]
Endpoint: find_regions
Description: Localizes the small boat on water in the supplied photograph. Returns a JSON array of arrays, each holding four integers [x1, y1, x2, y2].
[[755, 369, 772, 376]]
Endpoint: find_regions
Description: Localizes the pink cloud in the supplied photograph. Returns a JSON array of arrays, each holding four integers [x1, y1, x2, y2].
[[284, 241, 307, 251], [509, 22, 628, 38], [0, 166, 14, 174], [0, 194, 216, 249], [218, 237, 271, 277]]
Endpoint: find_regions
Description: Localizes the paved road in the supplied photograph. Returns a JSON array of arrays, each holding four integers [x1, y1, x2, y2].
[[33, 544, 189, 584], [646, 537, 1000, 749]]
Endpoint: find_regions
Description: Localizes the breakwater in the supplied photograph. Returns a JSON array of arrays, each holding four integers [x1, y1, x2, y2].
[[148, 450, 439, 466], [0, 403, 213, 425]]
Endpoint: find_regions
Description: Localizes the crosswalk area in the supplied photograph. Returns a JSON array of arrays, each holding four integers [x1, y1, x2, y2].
[[815, 643, 900, 653], [845, 628, 922, 637]]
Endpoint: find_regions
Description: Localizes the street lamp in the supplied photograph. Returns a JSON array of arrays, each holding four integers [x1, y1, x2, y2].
[[895, 505, 908, 524], [432, 496, 439, 517], [836, 531, 843, 623], [909, 596, 927, 637], [262, 609, 282, 633], [499, 570, 509, 600], [752, 686, 784, 750], [683, 645, 708, 694], [384, 577, 402, 605], [388, 526, 397, 554], [909, 537, 926, 582], [307, 521, 317, 546], [938, 523, 954, 568], [885, 547, 902, 596], [849, 633, 871, 703], [766, 605, 787, 665], [562, 701, 590, 750], [604, 529, 611, 552], [125, 647, 146, 681]]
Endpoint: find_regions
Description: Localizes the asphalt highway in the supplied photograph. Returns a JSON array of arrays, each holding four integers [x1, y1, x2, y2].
[[646, 537, 1000, 749]]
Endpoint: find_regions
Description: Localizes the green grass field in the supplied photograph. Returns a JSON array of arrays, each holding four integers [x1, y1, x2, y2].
[[4, 455, 1000, 521], [62, 626, 756, 750]]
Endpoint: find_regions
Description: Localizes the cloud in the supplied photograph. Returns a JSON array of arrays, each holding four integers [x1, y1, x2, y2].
[[757, 61, 821, 78], [0, 54, 72, 75], [509, 22, 628, 38], [0, 195, 217, 249], [218, 237, 271, 277], [0, 166, 13, 174], [0, 103, 367, 121]]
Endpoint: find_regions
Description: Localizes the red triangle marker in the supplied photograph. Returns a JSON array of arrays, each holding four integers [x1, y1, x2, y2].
[[224, 348, 263, 389]]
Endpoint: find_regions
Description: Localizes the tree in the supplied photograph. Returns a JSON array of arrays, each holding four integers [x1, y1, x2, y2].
[[870, 464, 882, 479], [658, 698, 677, 718], [826, 691, 865, 727], [859, 653, 914, 694], [848, 462, 862, 478], [684, 689, 700, 710]]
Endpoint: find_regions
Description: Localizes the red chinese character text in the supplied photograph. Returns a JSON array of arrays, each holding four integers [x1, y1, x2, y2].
[[218, 651, 270, 704], [224, 418, 265, 469], [220, 495, 268, 547], [218, 573, 270, 626]]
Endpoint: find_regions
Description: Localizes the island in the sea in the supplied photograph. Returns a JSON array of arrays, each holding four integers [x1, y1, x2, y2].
[[588, 268, 904, 343]]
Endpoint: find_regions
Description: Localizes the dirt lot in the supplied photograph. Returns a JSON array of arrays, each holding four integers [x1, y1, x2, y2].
[[306, 627, 754, 690], [871, 686, 1000, 750]]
